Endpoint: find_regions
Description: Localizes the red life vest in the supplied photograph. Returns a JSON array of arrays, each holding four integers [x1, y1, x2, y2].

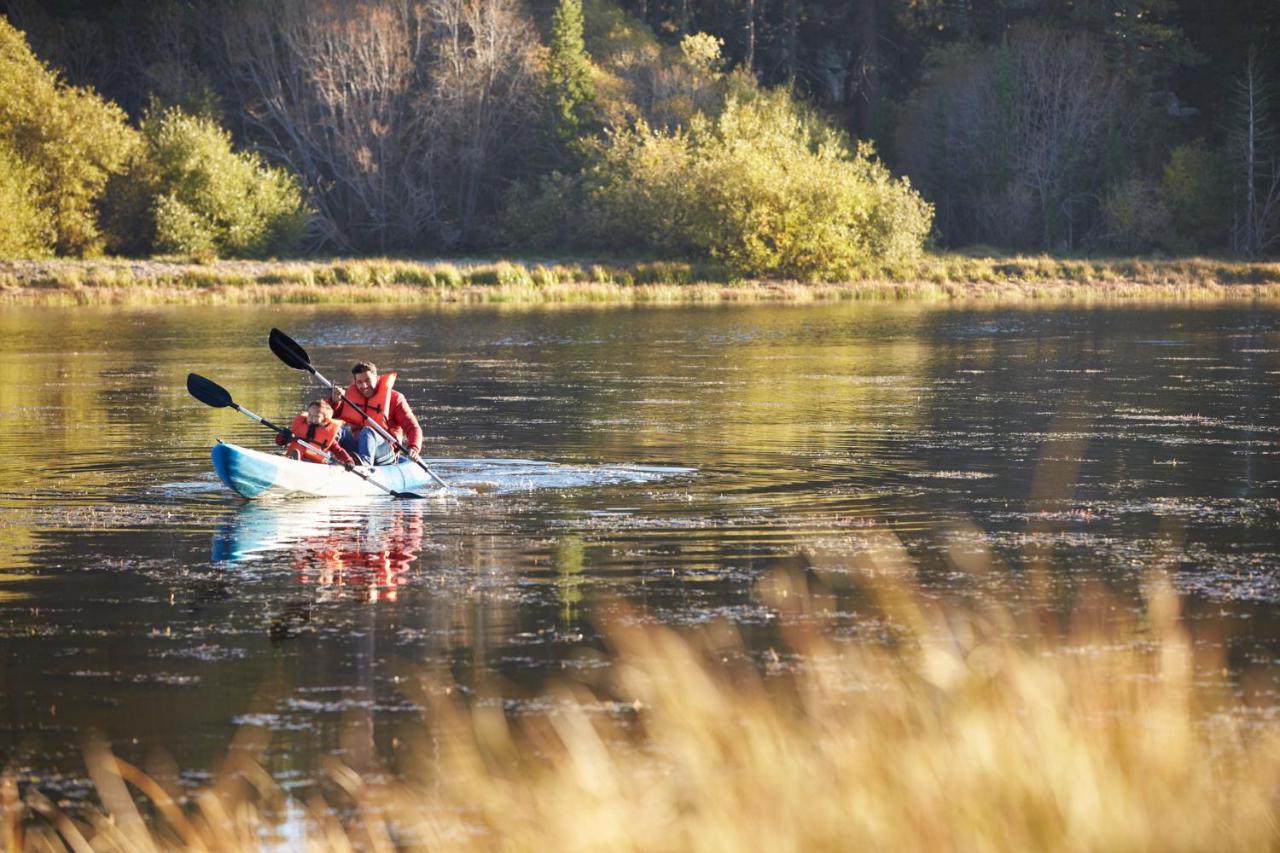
[[339, 372, 398, 434], [285, 413, 341, 463]]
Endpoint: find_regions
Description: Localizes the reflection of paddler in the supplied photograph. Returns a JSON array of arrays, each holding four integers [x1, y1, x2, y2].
[[293, 509, 424, 601], [275, 399, 353, 464]]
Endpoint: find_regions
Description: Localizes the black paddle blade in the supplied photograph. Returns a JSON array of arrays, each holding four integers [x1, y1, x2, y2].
[[187, 373, 233, 408], [269, 327, 313, 372], [392, 490, 425, 499]]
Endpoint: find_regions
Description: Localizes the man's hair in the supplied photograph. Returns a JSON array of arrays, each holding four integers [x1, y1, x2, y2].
[[308, 399, 333, 413], [352, 361, 377, 376]]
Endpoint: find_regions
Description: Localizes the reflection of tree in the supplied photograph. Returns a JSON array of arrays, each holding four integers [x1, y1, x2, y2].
[[454, 305, 930, 466], [0, 307, 319, 491], [554, 535, 586, 623]]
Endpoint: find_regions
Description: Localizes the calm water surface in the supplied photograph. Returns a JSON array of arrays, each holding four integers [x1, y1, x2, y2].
[[1, 302, 1277, 797]]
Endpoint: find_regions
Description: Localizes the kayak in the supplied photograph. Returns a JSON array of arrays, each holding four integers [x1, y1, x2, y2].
[[210, 441, 441, 500]]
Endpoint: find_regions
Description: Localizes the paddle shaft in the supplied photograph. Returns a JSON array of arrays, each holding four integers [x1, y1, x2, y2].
[[226, 401, 292, 440]]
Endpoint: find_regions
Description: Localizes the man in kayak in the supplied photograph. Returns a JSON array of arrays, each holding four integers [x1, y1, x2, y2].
[[329, 361, 423, 466], [276, 399, 354, 464]]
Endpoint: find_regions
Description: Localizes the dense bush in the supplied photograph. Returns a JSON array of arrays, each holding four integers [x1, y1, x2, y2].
[[574, 87, 932, 279], [1102, 178, 1174, 253], [500, 170, 588, 248], [0, 139, 52, 256], [142, 108, 308, 259], [0, 17, 136, 256], [1161, 140, 1231, 252]]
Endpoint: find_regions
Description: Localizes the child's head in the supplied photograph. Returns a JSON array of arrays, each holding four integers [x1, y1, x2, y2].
[[306, 399, 333, 425]]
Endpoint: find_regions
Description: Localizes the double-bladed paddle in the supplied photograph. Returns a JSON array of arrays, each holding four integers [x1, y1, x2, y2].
[[186, 372, 425, 499], [268, 328, 451, 490]]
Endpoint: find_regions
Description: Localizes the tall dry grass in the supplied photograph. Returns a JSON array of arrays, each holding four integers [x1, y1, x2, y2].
[[3, 254, 1280, 305], [7, 527, 1278, 851]]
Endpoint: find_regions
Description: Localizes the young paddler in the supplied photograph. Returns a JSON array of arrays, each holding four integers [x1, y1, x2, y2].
[[276, 398, 354, 464], [329, 361, 424, 466]]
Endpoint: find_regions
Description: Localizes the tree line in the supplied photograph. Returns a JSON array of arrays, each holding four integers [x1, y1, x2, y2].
[[0, 0, 1277, 276]]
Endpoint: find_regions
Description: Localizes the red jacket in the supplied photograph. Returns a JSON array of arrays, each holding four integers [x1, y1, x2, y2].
[[275, 418, 354, 464], [334, 388, 423, 453]]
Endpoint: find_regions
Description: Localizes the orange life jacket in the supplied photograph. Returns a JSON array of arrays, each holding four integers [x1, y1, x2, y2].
[[285, 413, 341, 463], [339, 372, 397, 434]]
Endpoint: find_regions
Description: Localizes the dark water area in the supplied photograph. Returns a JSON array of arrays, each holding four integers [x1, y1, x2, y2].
[[1, 302, 1278, 799]]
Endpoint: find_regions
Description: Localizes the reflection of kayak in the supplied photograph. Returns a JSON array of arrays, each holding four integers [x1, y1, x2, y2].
[[211, 441, 440, 500], [211, 501, 349, 561], [211, 500, 425, 602]]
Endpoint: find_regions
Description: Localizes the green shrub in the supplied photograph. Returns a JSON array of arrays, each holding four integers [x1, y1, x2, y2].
[[259, 267, 314, 285], [0, 139, 53, 256], [554, 263, 586, 282], [333, 262, 371, 285], [496, 262, 534, 286], [145, 108, 309, 259], [432, 264, 465, 287], [502, 172, 588, 248], [101, 145, 159, 256], [468, 266, 502, 286], [0, 18, 137, 256], [1160, 141, 1231, 252], [632, 261, 694, 283], [391, 265, 436, 286], [1103, 178, 1173, 253], [581, 89, 932, 280], [583, 124, 704, 256], [531, 265, 561, 287]]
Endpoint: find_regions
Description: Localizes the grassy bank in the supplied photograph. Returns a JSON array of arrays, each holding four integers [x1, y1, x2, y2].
[[8, 554, 1279, 850], [3, 254, 1280, 306]]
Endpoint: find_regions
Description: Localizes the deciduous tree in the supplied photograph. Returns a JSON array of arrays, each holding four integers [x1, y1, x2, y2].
[[1229, 47, 1280, 256], [0, 17, 137, 256]]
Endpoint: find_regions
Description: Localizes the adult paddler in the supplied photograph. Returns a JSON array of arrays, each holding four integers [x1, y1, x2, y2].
[[330, 360, 423, 466]]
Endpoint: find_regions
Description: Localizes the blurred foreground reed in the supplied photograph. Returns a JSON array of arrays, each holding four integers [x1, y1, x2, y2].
[[5, 529, 1279, 851]]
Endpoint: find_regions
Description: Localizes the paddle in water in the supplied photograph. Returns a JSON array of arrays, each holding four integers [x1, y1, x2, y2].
[[185, 373, 425, 499], [268, 328, 451, 490]]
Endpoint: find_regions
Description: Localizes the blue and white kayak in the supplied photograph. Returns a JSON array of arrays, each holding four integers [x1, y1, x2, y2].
[[211, 441, 441, 500]]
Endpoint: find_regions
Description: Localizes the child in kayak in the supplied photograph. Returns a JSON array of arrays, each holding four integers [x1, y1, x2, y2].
[[277, 399, 354, 465]]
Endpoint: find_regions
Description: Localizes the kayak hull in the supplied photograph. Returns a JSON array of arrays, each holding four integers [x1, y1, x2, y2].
[[211, 441, 438, 499]]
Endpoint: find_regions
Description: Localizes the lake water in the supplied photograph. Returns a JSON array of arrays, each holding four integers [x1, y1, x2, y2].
[[1, 302, 1277, 799]]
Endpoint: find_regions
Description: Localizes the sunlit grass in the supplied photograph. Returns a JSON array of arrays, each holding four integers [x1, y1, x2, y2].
[[3, 254, 1280, 305], [8, 530, 1278, 850]]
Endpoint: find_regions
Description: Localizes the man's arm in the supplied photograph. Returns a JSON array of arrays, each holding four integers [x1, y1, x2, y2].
[[391, 392, 423, 457]]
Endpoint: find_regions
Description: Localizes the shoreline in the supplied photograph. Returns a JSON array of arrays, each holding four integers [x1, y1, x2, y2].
[[3, 254, 1280, 306]]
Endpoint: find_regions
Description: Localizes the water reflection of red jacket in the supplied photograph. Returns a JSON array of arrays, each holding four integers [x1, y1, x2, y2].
[[293, 511, 423, 601]]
